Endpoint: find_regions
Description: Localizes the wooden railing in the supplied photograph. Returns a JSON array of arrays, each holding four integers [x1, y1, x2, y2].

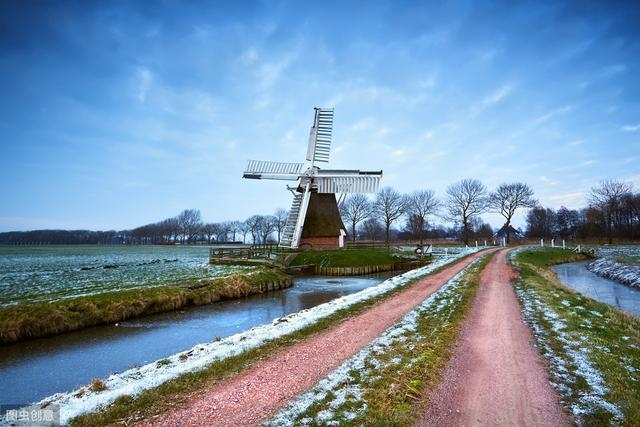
[[209, 243, 298, 263]]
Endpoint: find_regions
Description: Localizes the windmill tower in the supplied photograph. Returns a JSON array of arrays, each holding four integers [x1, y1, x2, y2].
[[242, 107, 383, 249]]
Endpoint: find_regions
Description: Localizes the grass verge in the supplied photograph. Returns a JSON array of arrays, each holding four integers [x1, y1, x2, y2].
[[613, 254, 640, 267], [267, 253, 493, 426], [0, 269, 290, 344], [511, 248, 640, 425], [69, 252, 482, 426], [288, 249, 405, 268]]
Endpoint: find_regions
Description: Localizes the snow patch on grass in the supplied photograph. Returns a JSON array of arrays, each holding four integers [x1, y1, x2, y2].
[[587, 258, 640, 289], [41, 249, 480, 425], [266, 258, 481, 425], [514, 286, 624, 423]]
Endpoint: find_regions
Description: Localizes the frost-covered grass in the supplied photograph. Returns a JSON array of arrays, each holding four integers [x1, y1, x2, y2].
[[589, 245, 640, 259], [0, 269, 285, 344], [266, 253, 491, 426], [63, 249, 481, 426], [577, 245, 640, 288], [613, 254, 640, 267], [512, 248, 640, 426], [587, 258, 640, 288], [0, 245, 246, 305]]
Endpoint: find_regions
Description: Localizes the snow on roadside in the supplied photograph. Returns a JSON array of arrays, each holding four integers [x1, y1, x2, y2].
[[41, 248, 480, 425], [514, 285, 624, 423], [266, 258, 481, 426], [586, 258, 640, 289]]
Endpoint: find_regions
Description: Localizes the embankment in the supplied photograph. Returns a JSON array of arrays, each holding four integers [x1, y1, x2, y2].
[[286, 249, 430, 276], [0, 270, 292, 345], [586, 257, 640, 289], [511, 248, 640, 424]]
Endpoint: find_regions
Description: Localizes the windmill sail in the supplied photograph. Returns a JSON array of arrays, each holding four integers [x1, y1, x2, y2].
[[243, 160, 304, 180], [306, 108, 334, 163], [315, 174, 381, 193], [242, 107, 383, 249]]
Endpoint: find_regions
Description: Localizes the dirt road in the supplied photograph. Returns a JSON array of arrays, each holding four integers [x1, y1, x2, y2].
[[417, 248, 570, 426], [139, 250, 491, 427]]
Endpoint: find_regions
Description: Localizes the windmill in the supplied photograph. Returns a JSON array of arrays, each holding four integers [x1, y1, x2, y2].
[[242, 107, 383, 249]]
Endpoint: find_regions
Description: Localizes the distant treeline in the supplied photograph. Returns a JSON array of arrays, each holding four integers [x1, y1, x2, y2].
[[525, 181, 640, 243], [0, 230, 119, 245], [2, 179, 638, 245]]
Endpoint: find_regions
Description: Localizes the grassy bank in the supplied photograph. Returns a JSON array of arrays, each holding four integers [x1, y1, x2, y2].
[[268, 253, 492, 426], [0, 269, 291, 344], [613, 254, 640, 267], [69, 252, 481, 426], [289, 249, 405, 268], [511, 248, 640, 425]]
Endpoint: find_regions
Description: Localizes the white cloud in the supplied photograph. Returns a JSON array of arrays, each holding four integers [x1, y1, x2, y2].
[[625, 175, 640, 188], [254, 45, 301, 90], [601, 63, 627, 77], [349, 117, 375, 132], [545, 192, 586, 208], [471, 84, 513, 115], [621, 124, 640, 132], [482, 84, 513, 106], [539, 175, 557, 186], [532, 105, 572, 125], [136, 68, 153, 103], [241, 48, 259, 65], [377, 127, 391, 137]]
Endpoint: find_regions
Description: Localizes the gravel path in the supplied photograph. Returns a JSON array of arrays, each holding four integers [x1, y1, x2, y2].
[[138, 250, 491, 427], [417, 248, 571, 426]]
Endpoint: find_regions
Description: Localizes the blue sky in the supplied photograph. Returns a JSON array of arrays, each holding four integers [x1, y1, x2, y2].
[[1, 0, 639, 232]]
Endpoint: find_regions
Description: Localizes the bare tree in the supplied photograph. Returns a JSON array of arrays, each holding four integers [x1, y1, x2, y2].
[[177, 209, 203, 243], [489, 183, 537, 243], [201, 223, 217, 244], [245, 215, 261, 244], [361, 217, 384, 241], [446, 179, 488, 245], [406, 190, 440, 244], [239, 221, 250, 244], [215, 222, 230, 242], [228, 220, 243, 242], [273, 209, 288, 244], [165, 217, 180, 243], [372, 187, 407, 244], [257, 215, 276, 244], [589, 179, 633, 244], [340, 194, 371, 242]]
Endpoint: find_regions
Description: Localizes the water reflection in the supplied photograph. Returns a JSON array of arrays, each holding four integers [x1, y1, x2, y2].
[[0, 273, 392, 404], [552, 261, 640, 317]]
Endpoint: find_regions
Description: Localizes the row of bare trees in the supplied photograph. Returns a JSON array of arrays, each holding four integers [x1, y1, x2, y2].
[[4, 179, 636, 246], [123, 209, 291, 245], [526, 179, 639, 243], [341, 180, 537, 244]]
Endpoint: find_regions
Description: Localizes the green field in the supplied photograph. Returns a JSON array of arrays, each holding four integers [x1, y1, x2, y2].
[[289, 249, 407, 268], [0, 245, 244, 305]]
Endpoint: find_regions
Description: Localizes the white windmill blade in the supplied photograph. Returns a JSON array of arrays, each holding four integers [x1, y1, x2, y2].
[[315, 172, 382, 194], [306, 108, 334, 164], [242, 160, 304, 181]]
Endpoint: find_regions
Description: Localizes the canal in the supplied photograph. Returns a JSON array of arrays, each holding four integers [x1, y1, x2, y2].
[[0, 273, 396, 404], [552, 261, 640, 317]]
